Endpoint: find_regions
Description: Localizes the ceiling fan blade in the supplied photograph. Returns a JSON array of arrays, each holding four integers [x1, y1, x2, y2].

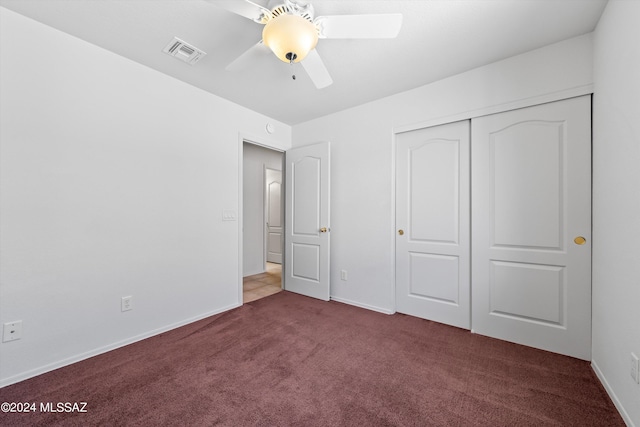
[[315, 13, 403, 39], [226, 40, 271, 71], [205, 0, 270, 23], [301, 49, 333, 89]]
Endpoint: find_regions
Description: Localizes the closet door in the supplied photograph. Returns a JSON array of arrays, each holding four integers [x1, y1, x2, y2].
[[471, 96, 591, 360], [396, 120, 470, 329]]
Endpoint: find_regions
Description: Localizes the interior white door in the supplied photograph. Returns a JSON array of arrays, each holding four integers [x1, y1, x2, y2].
[[284, 141, 330, 301], [396, 120, 470, 329], [471, 96, 592, 360], [265, 168, 282, 264]]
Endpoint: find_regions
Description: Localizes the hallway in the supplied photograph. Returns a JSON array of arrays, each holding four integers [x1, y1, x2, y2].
[[243, 262, 282, 303]]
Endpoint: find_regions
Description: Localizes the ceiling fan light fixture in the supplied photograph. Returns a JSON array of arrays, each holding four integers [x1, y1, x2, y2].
[[262, 14, 318, 63]]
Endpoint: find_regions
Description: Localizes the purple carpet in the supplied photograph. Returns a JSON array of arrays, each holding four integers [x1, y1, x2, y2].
[[0, 291, 623, 426]]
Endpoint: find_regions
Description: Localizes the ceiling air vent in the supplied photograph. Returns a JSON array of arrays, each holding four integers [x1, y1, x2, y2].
[[162, 37, 206, 65]]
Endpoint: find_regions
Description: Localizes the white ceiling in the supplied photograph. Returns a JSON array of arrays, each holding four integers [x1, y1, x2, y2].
[[0, 0, 607, 125]]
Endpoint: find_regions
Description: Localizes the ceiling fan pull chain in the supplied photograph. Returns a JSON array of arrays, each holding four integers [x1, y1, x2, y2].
[[286, 52, 297, 81]]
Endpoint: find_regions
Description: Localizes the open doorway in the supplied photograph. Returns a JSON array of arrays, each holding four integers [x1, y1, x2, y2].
[[242, 141, 284, 302], [243, 262, 282, 303]]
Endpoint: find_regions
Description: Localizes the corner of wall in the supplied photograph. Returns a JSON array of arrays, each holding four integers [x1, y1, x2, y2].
[[591, 1, 640, 425]]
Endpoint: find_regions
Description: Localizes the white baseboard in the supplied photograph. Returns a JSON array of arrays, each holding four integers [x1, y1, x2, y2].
[[243, 269, 264, 277], [330, 295, 395, 315], [592, 359, 635, 427], [0, 302, 241, 388]]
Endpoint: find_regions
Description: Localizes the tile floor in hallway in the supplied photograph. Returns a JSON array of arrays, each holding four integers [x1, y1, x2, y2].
[[243, 262, 282, 303]]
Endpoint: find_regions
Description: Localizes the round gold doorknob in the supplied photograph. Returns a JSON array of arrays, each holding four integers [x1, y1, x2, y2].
[[320, 227, 327, 233], [574, 236, 586, 245], [398, 229, 404, 235]]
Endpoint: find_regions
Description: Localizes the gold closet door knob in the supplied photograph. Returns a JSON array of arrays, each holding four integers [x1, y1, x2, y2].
[[320, 227, 327, 233], [574, 236, 586, 245], [398, 229, 404, 236]]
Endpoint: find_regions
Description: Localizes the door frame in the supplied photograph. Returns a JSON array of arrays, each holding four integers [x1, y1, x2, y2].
[[238, 133, 287, 305]]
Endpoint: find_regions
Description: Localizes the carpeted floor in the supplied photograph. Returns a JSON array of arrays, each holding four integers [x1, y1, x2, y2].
[[0, 291, 624, 426]]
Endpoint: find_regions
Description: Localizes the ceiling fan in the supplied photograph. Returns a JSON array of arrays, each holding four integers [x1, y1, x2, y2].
[[208, 0, 403, 89]]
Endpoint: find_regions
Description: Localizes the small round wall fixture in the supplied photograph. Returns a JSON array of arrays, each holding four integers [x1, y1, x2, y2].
[[266, 123, 275, 134]]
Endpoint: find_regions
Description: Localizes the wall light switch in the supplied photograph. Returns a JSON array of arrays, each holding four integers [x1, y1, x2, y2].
[[222, 209, 237, 221]]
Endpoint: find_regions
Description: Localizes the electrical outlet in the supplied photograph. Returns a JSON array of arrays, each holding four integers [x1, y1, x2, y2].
[[3, 321, 23, 342], [631, 353, 639, 384], [340, 270, 348, 281], [121, 296, 133, 312]]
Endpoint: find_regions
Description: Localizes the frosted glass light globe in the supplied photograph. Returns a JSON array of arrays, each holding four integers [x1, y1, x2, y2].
[[262, 14, 318, 63]]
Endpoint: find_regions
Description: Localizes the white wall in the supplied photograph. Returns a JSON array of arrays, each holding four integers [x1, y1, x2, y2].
[[0, 8, 291, 386], [243, 143, 283, 276], [592, 1, 640, 425], [1, 4, 636, 422], [293, 34, 593, 314]]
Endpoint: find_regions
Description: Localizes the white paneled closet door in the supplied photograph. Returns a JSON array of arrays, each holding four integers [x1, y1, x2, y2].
[[395, 120, 470, 330], [471, 96, 592, 360]]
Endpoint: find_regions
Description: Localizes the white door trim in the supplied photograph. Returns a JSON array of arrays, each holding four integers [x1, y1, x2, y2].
[[393, 86, 593, 135]]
